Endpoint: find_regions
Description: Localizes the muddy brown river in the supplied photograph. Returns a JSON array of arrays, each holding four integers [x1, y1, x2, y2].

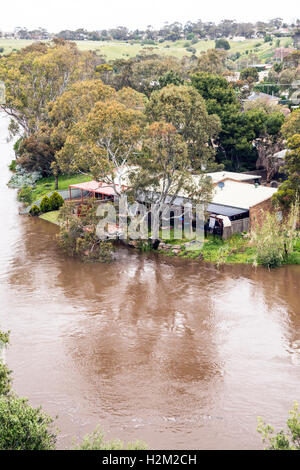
[[0, 113, 299, 450]]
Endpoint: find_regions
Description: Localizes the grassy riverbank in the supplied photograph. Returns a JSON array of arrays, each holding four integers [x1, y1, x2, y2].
[[30, 174, 93, 201], [39, 210, 60, 225], [159, 233, 300, 266], [36, 208, 300, 267]]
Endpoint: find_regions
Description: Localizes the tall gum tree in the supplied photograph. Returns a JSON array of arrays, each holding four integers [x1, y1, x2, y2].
[[0, 41, 97, 137], [56, 99, 146, 195], [128, 122, 213, 240], [146, 84, 221, 170]]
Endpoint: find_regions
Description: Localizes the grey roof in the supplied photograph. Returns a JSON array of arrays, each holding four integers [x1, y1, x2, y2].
[[247, 92, 281, 101], [207, 203, 248, 217]]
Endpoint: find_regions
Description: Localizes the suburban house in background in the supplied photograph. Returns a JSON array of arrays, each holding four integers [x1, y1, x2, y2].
[[274, 47, 295, 62], [247, 91, 281, 104]]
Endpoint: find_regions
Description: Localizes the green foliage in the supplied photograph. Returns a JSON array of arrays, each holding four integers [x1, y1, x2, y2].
[[215, 38, 230, 50], [281, 109, 300, 140], [58, 202, 114, 262], [0, 41, 96, 136], [157, 70, 184, 89], [0, 329, 11, 396], [272, 134, 300, 208], [264, 35, 272, 43], [272, 176, 300, 209], [146, 83, 221, 169], [9, 159, 16, 172], [0, 329, 9, 345], [30, 174, 93, 201], [251, 205, 299, 268], [49, 191, 64, 210], [0, 362, 12, 396], [0, 396, 57, 450], [16, 130, 56, 177], [17, 185, 33, 205], [240, 67, 259, 82], [191, 72, 258, 170], [13, 137, 22, 154], [74, 426, 147, 450], [201, 233, 254, 264], [257, 402, 300, 450], [29, 204, 40, 216], [39, 210, 60, 225], [0, 328, 57, 450], [39, 195, 51, 213]]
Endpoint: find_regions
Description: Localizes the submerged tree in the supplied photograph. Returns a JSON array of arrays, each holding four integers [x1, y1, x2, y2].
[[57, 201, 114, 262], [257, 402, 300, 450], [74, 426, 147, 450]]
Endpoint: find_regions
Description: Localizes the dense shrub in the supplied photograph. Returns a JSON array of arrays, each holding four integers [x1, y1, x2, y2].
[[74, 427, 147, 450], [49, 192, 64, 210], [251, 205, 299, 268], [17, 186, 33, 205], [0, 396, 56, 450], [29, 205, 40, 216], [215, 38, 230, 50], [57, 201, 114, 262], [8, 166, 42, 189], [9, 160, 16, 172], [257, 402, 300, 450], [39, 195, 51, 213], [0, 328, 57, 450], [240, 67, 259, 82], [0, 362, 12, 396]]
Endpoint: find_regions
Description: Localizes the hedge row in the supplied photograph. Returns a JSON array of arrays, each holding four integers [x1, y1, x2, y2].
[[29, 192, 64, 216]]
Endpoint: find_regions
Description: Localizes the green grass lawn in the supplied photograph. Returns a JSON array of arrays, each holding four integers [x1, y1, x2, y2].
[[0, 37, 292, 62], [31, 174, 93, 202], [39, 210, 60, 225], [160, 232, 300, 266]]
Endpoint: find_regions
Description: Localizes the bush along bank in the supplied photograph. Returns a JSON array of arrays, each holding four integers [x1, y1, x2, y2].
[[27, 198, 300, 269], [155, 206, 300, 268], [29, 192, 64, 216]]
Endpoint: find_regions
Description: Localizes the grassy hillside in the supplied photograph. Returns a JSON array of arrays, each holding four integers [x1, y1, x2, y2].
[[0, 37, 293, 62]]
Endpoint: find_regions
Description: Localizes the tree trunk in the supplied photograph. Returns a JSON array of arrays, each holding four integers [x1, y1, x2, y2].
[[55, 175, 58, 190]]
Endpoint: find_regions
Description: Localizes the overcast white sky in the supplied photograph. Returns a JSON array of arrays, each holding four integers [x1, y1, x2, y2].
[[1, 0, 299, 32]]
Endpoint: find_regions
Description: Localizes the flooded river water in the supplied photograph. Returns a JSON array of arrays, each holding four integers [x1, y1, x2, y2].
[[0, 113, 299, 449]]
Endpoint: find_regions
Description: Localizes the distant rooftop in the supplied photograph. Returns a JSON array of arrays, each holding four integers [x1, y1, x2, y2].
[[206, 171, 261, 184], [247, 91, 281, 101]]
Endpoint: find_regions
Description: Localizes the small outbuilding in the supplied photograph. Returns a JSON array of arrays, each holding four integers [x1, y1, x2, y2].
[[207, 179, 278, 238]]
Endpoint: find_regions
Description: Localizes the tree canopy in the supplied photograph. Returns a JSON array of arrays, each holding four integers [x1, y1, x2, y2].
[[0, 41, 96, 136], [146, 84, 221, 169]]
